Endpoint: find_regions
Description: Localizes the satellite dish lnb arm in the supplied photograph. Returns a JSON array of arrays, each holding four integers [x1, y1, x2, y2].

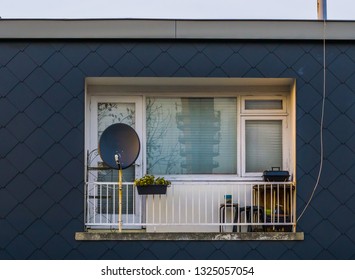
[[114, 153, 121, 169]]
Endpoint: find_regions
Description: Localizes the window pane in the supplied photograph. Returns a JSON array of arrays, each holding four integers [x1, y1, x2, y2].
[[245, 100, 283, 110], [146, 97, 237, 174], [245, 120, 282, 172]]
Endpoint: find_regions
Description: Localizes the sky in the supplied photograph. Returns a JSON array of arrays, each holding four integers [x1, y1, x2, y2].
[[0, 0, 354, 20]]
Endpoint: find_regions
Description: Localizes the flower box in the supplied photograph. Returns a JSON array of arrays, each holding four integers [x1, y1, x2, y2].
[[136, 185, 168, 195]]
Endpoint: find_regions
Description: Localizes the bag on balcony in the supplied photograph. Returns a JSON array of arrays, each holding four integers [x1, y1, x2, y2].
[[263, 167, 290, 182]]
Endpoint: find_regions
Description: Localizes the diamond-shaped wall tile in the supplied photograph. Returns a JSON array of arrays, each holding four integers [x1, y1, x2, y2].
[[78, 53, 109, 77], [328, 235, 355, 259], [0, 128, 18, 156], [25, 128, 55, 157], [41, 53, 73, 81], [0, 220, 18, 248], [328, 53, 355, 83], [60, 99, 83, 126], [43, 174, 72, 203], [42, 204, 73, 232], [311, 220, 342, 248], [293, 53, 323, 82], [7, 82, 37, 111], [0, 68, 18, 96], [297, 144, 320, 172], [328, 145, 354, 172], [327, 115, 354, 143], [60, 158, 84, 187], [221, 53, 251, 77], [6, 235, 37, 259], [59, 189, 82, 217], [0, 98, 18, 125], [292, 236, 323, 259], [24, 219, 55, 248], [24, 98, 55, 126], [148, 242, 181, 259], [297, 114, 321, 143], [23, 158, 54, 186], [0, 189, 18, 218], [187, 242, 222, 259], [42, 235, 73, 259], [60, 128, 83, 157], [309, 189, 341, 217], [6, 144, 37, 172], [239, 44, 269, 68], [131, 44, 164, 66], [42, 144, 72, 171], [328, 175, 355, 204], [167, 44, 199, 66], [60, 68, 86, 97], [6, 173, 37, 202], [297, 84, 322, 113], [25, 43, 56, 66], [6, 113, 36, 142], [23, 189, 54, 216], [41, 114, 72, 141], [202, 44, 234, 67], [319, 160, 342, 187], [257, 53, 287, 77], [0, 159, 19, 186], [59, 219, 83, 246], [327, 84, 355, 112], [296, 205, 323, 233], [95, 44, 128, 67], [273, 44, 305, 66], [147, 52, 181, 76], [24, 68, 55, 96], [60, 44, 92, 66], [41, 83, 73, 111], [6, 52, 38, 81], [6, 204, 37, 232], [113, 53, 145, 76], [329, 206, 355, 232], [0, 45, 21, 65]]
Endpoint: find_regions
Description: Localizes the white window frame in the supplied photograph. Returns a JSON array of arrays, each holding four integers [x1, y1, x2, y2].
[[241, 96, 287, 115], [240, 115, 288, 177], [240, 96, 289, 177]]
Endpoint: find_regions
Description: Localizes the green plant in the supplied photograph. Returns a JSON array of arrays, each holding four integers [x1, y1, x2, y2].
[[134, 174, 171, 186]]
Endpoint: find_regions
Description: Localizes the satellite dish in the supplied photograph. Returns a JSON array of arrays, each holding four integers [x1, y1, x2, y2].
[[98, 123, 140, 170]]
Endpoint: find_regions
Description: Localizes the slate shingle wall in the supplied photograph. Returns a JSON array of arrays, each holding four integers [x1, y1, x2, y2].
[[0, 40, 354, 259]]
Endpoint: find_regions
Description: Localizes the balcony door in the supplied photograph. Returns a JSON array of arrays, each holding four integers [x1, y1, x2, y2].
[[88, 96, 143, 229]]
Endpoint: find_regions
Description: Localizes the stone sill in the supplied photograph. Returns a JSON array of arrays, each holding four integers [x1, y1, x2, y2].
[[75, 232, 304, 241]]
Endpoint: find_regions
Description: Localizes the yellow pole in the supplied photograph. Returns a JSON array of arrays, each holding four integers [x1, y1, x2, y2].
[[118, 167, 122, 232]]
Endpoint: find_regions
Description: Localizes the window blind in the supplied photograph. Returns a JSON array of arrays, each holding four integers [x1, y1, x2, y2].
[[245, 120, 282, 172], [146, 97, 237, 174]]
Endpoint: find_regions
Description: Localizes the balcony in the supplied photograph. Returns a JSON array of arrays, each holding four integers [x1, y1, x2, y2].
[[78, 181, 302, 240]]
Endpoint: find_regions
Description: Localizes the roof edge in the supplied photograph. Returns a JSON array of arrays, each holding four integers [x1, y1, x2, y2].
[[1, 19, 355, 40]]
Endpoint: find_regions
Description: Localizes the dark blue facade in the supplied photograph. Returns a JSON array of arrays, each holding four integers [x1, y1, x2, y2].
[[0, 40, 354, 259]]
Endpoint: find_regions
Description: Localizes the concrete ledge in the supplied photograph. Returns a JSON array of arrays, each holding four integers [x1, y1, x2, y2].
[[75, 232, 304, 241]]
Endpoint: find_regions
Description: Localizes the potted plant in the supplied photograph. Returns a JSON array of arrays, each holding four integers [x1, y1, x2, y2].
[[134, 174, 171, 195]]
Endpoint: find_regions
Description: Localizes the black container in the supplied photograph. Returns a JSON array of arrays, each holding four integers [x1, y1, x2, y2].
[[136, 185, 168, 195], [263, 167, 290, 182]]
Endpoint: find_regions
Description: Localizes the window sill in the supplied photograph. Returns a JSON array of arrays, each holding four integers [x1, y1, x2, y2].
[[75, 231, 304, 241]]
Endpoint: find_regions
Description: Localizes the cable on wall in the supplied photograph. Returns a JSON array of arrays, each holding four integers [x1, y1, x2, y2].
[[297, 19, 327, 222]]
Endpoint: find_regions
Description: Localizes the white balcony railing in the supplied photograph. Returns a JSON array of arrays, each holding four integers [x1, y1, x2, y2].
[[84, 182, 296, 233]]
